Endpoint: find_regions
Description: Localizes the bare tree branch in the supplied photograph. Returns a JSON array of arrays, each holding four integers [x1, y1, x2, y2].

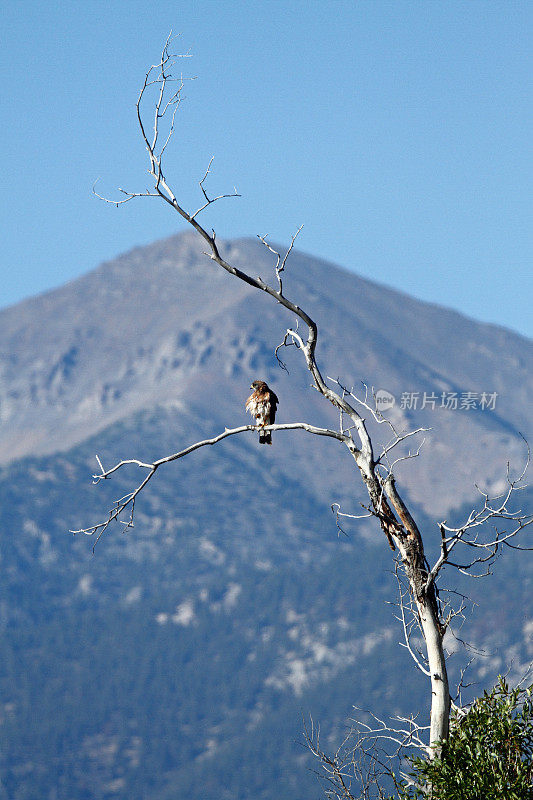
[[425, 450, 533, 590], [72, 422, 351, 544], [391, 562, 431, 678], [257, 226, 304, 294], [191, 156, 241, 219]]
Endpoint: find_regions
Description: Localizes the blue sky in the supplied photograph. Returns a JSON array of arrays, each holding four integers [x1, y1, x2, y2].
[[2, 1, 531, 337]]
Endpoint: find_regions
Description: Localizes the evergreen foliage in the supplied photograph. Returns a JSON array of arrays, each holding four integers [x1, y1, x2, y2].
[[397, 678, 533, 800]]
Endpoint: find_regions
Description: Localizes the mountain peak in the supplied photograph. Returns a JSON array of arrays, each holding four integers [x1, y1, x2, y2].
[[0, 233, 531, 516]]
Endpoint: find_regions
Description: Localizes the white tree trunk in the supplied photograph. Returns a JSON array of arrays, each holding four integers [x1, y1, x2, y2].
[[418, 596, 450, 749], [383, 474, 450, 751]]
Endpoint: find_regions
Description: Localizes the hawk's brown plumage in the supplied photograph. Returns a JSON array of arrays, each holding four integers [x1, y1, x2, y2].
[[245, 380, 279, 445]]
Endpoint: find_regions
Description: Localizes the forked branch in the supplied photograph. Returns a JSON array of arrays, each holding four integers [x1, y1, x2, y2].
[[426, 450, 533, 588], [72, 422, 350, 545]]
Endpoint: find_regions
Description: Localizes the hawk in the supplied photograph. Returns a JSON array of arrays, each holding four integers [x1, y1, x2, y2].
[[245, 380, 279, 445]]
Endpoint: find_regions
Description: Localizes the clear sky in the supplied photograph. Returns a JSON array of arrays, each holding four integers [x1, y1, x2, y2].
[[2, 1, 531, 337]]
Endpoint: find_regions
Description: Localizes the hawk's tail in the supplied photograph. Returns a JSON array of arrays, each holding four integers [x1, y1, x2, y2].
[[259, 430, 272, 445]]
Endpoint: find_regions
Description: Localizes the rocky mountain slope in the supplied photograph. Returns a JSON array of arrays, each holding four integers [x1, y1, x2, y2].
[[1, 232, 531, 515]]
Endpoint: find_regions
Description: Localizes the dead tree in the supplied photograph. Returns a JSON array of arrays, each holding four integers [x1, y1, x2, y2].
[[75, 35, 533, 757]]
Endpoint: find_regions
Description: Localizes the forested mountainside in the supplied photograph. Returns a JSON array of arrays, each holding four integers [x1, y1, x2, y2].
[[0, 232, 531, 799]]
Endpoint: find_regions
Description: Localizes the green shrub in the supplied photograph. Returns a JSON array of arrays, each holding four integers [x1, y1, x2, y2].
[[397, 677, 533, 800]]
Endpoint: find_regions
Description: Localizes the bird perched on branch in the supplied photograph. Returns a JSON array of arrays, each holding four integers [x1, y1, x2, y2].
[[246, 380, 279, 445]]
